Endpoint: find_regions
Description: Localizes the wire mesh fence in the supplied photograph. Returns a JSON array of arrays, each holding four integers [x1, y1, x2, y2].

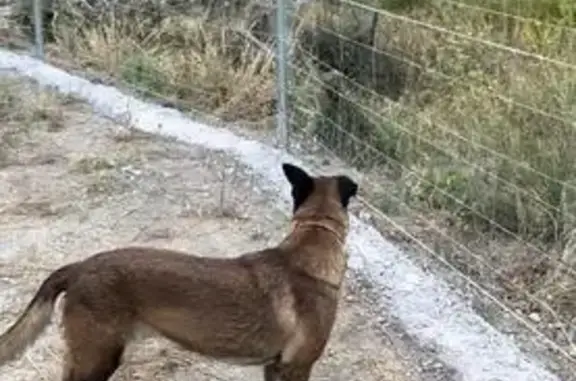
[[1, 0, 576, 378], [285, 1, 576, 375], [293, 0, 576, 375]]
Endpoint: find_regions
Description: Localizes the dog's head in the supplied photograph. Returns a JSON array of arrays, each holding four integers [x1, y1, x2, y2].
[[282, 162, 358, 227]]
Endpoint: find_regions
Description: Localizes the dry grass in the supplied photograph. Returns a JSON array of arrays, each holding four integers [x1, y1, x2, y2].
[[47, 8, 276, 123], [0, 77, 65, 166]]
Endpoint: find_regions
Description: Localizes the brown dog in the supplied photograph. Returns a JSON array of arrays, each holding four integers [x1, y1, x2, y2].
[[0, 162, 358, 381]]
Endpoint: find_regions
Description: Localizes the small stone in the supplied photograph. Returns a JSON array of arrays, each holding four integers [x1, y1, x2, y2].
[[432, 361, 444, 369], [528, 312, 541, 323]]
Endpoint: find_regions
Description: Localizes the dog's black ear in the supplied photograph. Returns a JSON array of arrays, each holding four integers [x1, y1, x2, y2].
[[282, 163, 314, 212], [337, 175, 358, 208]]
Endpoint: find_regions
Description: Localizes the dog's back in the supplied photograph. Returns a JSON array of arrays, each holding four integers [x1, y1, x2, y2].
[[61, 247, 286, 363]]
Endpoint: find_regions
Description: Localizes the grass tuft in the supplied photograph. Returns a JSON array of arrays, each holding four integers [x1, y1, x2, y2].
[[0, 78, 65, 166], [49, 10, 276, 122]]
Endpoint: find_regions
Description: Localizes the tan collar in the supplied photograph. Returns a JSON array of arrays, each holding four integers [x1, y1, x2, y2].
[[290, 219, 346, 246]]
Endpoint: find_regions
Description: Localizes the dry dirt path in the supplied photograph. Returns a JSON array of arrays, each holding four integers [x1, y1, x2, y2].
[[0, 78, 430, 381]]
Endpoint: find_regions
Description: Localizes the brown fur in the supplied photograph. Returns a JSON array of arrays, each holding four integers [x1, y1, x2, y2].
[[0, 163, 358, 381]]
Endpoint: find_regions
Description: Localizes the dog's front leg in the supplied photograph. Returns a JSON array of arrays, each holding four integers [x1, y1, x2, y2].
[[263, 362, 312, 381]]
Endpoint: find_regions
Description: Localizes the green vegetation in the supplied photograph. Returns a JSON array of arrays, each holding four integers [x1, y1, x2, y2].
[[286, 0, 575, 244]]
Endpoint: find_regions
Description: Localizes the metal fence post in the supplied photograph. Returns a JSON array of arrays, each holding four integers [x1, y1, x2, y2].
[[32, 0, 44, 59], [275, 0, 292, 151]]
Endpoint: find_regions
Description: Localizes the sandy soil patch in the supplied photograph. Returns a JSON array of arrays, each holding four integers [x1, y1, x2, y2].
[[0, 77, 419, 381]]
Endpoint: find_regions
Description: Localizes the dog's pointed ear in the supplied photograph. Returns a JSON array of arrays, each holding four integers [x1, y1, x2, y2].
[[337, 175, 358, 208], [282, 163, 312, 189], [282, 163, 314, 212]]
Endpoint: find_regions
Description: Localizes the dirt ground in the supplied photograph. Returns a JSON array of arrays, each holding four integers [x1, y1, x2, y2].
[[0, 78, 426, 380]]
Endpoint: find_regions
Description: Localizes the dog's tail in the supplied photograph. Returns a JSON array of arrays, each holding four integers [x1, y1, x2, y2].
[[0, 262, 78, 364]]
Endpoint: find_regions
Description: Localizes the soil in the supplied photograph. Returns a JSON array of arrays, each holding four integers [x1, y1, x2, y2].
[[0, 78, 437, 381]]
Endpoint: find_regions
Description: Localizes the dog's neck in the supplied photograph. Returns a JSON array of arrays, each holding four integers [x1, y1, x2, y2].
[[279, 215, 348, 290], [289, 219, 346, 247]]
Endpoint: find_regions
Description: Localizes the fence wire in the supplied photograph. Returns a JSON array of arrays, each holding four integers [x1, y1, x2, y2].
[[282, 1, 576, 376], [1, 0, 576, 378]]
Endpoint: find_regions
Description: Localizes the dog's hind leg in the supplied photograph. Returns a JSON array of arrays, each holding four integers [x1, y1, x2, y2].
[[61, 303, 127, 381], [264, 362, 313, 381], [62, 345, 123, 381]]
